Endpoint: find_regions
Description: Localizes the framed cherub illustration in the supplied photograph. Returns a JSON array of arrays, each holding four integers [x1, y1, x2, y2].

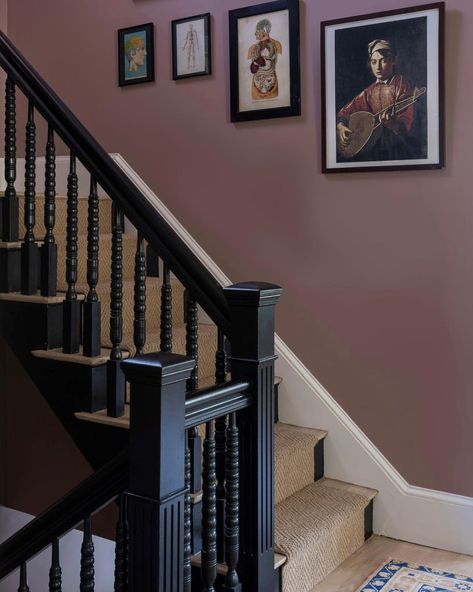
[[321, 3, 445, 173]]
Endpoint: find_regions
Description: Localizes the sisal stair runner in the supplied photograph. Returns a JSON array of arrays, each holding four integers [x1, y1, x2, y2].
[[16, 194, 377, 592]]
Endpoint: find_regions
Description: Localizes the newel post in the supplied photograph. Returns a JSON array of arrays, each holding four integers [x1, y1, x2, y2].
[[122, 352, 195, 592], [223, 282, 282, 592]]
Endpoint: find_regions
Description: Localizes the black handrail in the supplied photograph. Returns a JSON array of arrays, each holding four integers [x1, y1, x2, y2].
[[0, 450, 128, 580], [185, 380, 252, 428], [0, 30, 230, 335]]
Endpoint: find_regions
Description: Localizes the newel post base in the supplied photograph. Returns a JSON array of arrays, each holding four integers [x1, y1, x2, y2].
[[223, 281, 282, 592], [122, 352, 195, 592]]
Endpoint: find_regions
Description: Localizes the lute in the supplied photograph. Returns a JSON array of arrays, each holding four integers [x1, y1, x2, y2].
[[337, 86, 426, 159]]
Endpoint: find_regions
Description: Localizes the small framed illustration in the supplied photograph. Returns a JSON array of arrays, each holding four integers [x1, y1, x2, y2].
[[321, 3, 445, 173], [118, 23, 155, 87], [229, 0, 301, 122], [172, 13, 211, 80]]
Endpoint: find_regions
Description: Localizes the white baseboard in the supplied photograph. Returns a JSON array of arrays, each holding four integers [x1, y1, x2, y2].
[[4, 155, 473, 555], [111, 153, 473, 556]]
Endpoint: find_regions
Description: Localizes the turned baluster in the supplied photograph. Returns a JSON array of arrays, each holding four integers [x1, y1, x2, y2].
[[133, 232, 146, 356], [63, 153, 80, 353], [40, 124, 57, 296], [80, 516, 95, 592], [21, 101, 39, 294], [83, 177, 101, 357], [202, 420, 217, 592], [222, 413, 241, 592], [114, 493, 128, 592], [184, 441, 192, 592], [107, 203, 125, 417], [17, 563, 29, 592], [160, 262, 172, 352], [2, 76, 18, 242], [49, 538, 62, 592], [146, 243, 159, 277], [215, 328, 228, 561], [185, 290, 198, 391]]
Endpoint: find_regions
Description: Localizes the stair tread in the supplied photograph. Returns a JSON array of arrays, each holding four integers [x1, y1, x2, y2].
[[191, 550, 287, 575], [275, 478, 377, 592], [275, 423, 327, 505]]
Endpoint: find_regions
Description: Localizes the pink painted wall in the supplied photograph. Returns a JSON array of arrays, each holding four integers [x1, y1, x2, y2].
[[6, 0, 473, 496]]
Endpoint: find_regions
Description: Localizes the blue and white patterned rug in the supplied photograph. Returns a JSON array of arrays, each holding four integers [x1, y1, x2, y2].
[[358, 560, 473, 591]]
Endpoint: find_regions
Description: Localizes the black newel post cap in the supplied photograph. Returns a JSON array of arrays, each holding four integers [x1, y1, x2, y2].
[[223, 281, 283, 307], [122, 352, 195, 386]]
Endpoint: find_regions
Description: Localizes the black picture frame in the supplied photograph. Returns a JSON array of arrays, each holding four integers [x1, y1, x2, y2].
[[229, 0, 301, 122], [321, 3, 445, 173], [118, 23, 155, 87], [172, 13, 211, 80]]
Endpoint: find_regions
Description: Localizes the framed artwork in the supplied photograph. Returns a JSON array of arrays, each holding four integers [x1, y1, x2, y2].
[[172, 13, 211, 80], [118, 23, 155, 87], [321, 3, 445, 173], [229, 0, 301, 122]]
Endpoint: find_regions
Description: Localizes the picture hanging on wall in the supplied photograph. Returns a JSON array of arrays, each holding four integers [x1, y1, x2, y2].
[[321, 2, 445, 173], [172, 13, 211, 80], [118, 23, 155, 87], [229, 0, 301, 122]]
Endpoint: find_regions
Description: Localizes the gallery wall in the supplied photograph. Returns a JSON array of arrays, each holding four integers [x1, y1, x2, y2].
[[5, 0, 473, 497]]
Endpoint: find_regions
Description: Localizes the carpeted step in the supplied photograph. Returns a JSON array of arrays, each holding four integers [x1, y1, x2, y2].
[[74, 277, 186, 344], [56, 232, 137, 290], [115, 324, 218, 381], [275, 423, 327, 505], [275, 479, 376, 592], [18, 195, 113, 237]]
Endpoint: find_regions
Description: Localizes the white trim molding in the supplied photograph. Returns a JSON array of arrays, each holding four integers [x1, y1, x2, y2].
[[111, 153, 473, 556], [4, 154, 473, 555]]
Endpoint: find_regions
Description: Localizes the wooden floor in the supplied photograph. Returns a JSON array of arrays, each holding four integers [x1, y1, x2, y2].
[[311, 535, 473, 592]]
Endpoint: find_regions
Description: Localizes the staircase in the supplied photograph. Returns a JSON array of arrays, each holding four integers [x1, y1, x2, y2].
[[0, 30, 377, 592]]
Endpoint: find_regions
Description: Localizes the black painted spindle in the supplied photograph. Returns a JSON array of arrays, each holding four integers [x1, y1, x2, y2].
[[63, 153, 80, 353], [21, 101, 39, 294], [215, 328, 226, 384], [185, 290, 198, 391], [160, 262, 172, 352], [80, 516, 95, 592], [17, 563, 29, 592], [83, 178, 101, 357], [146, 243, 159, 277], [133, 233, 146, 356], [222, 413, 241, 592], [215, 413, 227, 563], [3, 76, 19, 242], [184, 441, 192, 592], [114, 493, 128, 592], [107, 203, 125, 417], [202, 420, 217, 592], [49, 538, 62, 592], [40, 124, 57, 296]]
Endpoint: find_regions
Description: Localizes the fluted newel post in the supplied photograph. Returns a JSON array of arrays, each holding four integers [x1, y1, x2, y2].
[[222, 413, 241, 592], [107, 203, 125, 417], [18, 563, 29, 592], [133, 232, 146, 356], [202, 420, 217, 592], [114, 493, 128, 592], [49, 538, 62, 591], [83, 178, 101, 357], [223, 282, 282, 592], [21, 101, 39, 295], [80, 516, 95, 591], [3, 76, 18, 242], [40, 124, 57, 297], [63, 153, 80, 353], [215, 329, 227, 562], [160, 263, 172, 352], [122, 352, 195, 592]]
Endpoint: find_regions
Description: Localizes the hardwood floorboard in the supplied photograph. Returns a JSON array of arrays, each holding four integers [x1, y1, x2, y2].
[[310, 535, 473, 592]]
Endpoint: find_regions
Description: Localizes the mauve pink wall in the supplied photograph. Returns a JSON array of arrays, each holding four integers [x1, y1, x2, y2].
[[6, 0, 473, 496]]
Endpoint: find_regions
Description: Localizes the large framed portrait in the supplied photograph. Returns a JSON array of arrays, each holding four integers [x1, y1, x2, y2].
[[229, 0, 301, 122], [321, 3, 445, 173], [118, 23, 155, 87], [172, 14, 211, 80]]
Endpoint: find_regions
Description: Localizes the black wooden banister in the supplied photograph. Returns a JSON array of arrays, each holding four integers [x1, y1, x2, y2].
[[185, 380, 252, 428], [0, 449, 128, 580], [0, 30, 230, 333]]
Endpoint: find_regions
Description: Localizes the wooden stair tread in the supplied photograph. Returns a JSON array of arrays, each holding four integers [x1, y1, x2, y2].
[[32, 346, 130, 366], [191, 551, 287, 575]]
